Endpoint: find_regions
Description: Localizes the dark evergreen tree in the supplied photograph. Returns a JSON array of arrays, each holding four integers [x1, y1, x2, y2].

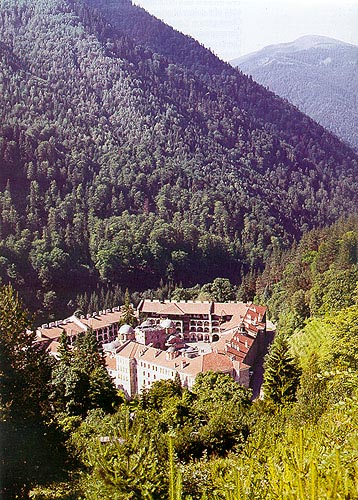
[[263, 335, 302, 406], [0, 285, 65, 500], [119, 288, 137, 327], [51, 329, 118, 417]]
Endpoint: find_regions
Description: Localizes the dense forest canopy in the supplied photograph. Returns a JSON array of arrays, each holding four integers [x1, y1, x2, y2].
[[0, 0, 357, 320]]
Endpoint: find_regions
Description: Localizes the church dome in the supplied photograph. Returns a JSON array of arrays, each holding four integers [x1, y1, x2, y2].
[[119, 324, 134, 335], [160, 319, 175, 329]]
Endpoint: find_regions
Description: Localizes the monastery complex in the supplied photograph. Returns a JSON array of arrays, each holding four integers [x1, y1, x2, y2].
[[35, 299, 268, 397]]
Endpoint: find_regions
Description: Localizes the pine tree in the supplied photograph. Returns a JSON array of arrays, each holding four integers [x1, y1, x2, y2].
[[0, 285, 64, 499], [51, 329, 118, 417], [119, 288, 137, 327], [0, 284, 51, 419], [263, 334, 302, 406], [74, 328, 104, 372]]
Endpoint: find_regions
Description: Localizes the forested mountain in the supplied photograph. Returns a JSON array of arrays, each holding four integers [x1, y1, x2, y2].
[[231, 36, 358, 149], [0, 0, 357, 319], [256, 214, 358, 329]]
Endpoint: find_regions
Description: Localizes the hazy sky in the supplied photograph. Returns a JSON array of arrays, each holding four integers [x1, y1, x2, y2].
[[134, 0, 358, 61]]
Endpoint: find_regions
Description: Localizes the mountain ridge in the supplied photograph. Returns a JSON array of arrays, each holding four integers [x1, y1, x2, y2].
[[234, 35, 355, 64], [231, 35, 358, 149], [0, 0, 357, 316]]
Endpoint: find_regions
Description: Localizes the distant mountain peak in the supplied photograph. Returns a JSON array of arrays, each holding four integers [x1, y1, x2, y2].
[[231, 36, 358, 149], [233, 35, 356, 66], [279, 35, 353, 51]]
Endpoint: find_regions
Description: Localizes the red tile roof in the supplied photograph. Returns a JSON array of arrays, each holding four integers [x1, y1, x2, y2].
[[201, 352, 234, 372], [36, 309, 123, 341], [212, 302, 248, 317], [81, 310, 123, 329], [225, 345, 246, 362], [37, 322, 84, 340], [139, 300, 212, 316], [159, 303, 186, 316], [115, 341, 234, 377]]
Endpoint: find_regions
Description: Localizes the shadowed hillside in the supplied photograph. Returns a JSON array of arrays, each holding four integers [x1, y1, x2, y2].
[[0, 0, 357, 318]]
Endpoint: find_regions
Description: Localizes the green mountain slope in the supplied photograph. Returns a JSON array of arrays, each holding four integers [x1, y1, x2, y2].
[[0, 0, 357, 318], [290, 318, 331, 368]]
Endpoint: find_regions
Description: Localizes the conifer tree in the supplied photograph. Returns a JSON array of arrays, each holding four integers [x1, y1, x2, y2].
[[263, 335, 302, 406], [0, 285, 64, 499], [58, 330, 71, 365], [51, 329, 118, 417], [120, 288, 137, 327]]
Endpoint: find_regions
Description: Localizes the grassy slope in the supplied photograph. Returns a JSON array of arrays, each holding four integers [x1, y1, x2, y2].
[[289, 317, 332, 368]]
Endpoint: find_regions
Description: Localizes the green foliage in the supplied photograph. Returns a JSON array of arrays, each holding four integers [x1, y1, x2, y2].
[[263, 335, 301, 406], [0, 284, 35, 419], [325, 304, 358, 370], [76, 285, 125, 316], [160, 395, 358, 499], [264, 217, 358, 330], [310, 266, 358, 315], [292, 354, 330, 424], [140, 378, 183, 412], [289, 302, 358, 415], [191, 371, 251, 408], [170, 278, 237, 303], [171, 285, 201, 302], [199, 278, 235, 302], [51, 329, 118, 417], [70, 408, 168, 500], [215, 396, 358, 499], [119, 288, 138, 327], [289, 318, 332, 369], [0, 0, 357, 318], [0, 285, 66, 499], [168, 437, 182, 500], [29, 481, 81, 500], [0, 1, 357, 493]]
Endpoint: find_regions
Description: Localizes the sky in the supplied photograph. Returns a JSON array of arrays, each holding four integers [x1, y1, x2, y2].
[[134, 0, 358, 61]]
